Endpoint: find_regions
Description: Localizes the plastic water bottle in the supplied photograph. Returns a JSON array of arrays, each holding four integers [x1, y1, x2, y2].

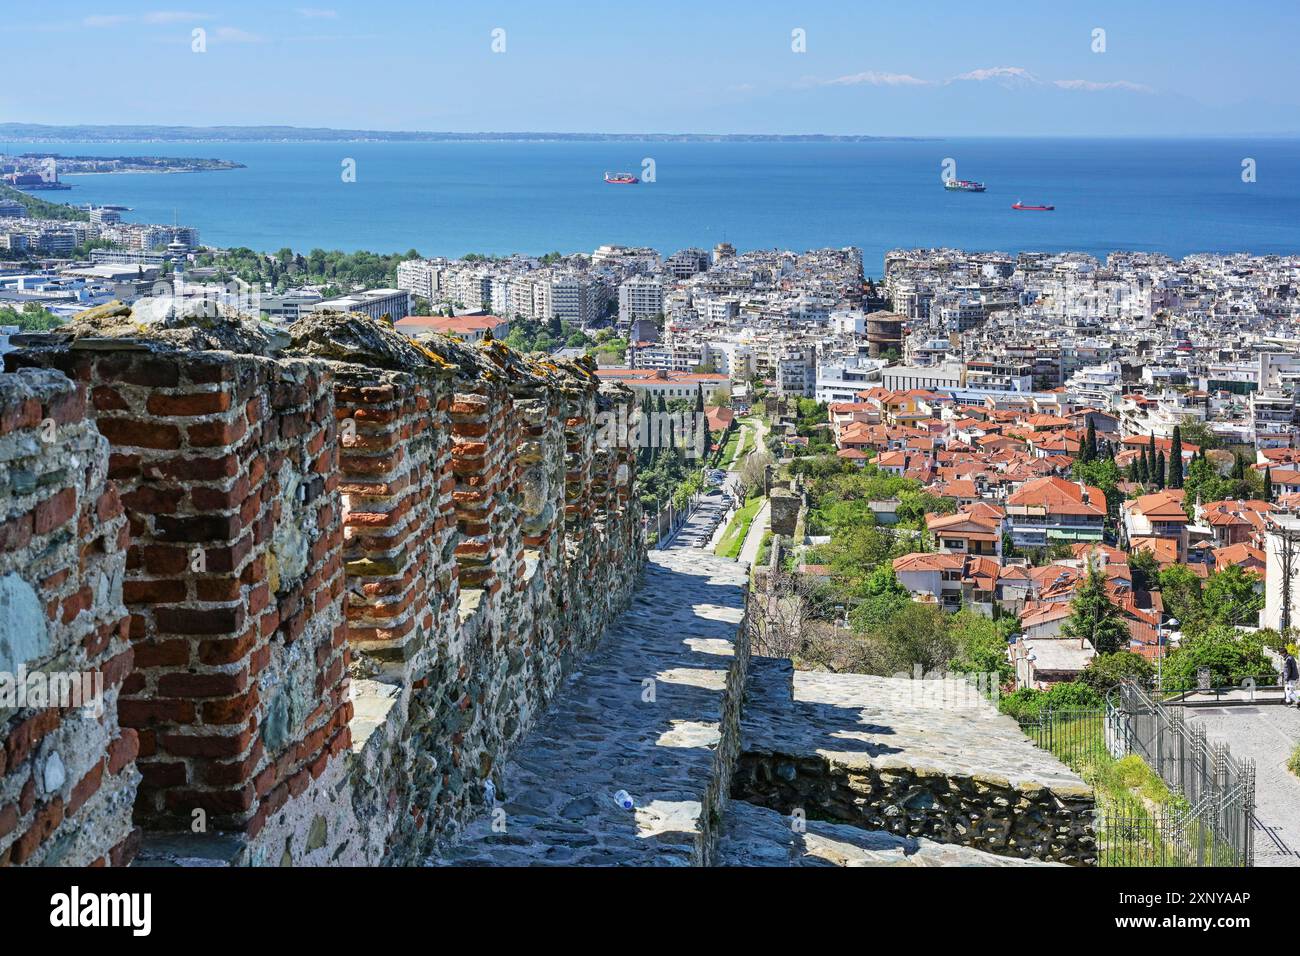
[[613, 790, 634, 810]]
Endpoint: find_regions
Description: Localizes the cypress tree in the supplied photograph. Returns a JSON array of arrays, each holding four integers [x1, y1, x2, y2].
[[1264, 466, 1274, 503], [1156, 451, 1166, 490], [1084, 419, 1098, 463], [1168, 426, 1183, 489], [1062, 563, 1131, 655], [644, 392, 660, 465]]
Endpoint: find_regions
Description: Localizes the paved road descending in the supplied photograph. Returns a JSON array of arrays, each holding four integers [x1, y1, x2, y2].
[[1185, 705, 1300, 867]]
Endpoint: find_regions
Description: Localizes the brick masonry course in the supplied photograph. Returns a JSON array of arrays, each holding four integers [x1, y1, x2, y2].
[[3, 307, 644, 866]]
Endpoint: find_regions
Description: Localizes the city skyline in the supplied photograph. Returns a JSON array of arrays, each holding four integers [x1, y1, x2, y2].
[[4, 0, 1299, 137]]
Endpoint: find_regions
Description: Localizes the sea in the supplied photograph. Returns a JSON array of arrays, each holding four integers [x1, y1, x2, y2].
[[8, 138, 1300, 271]]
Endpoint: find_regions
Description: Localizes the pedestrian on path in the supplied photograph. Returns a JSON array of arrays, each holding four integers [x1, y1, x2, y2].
[[1284, 646, 1300, 706]]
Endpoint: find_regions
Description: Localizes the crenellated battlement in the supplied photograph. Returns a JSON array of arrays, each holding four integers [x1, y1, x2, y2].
[[1, 304, 643, 866]]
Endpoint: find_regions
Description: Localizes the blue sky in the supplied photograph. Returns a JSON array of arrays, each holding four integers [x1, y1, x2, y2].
[[4, 1, 1298, 136]]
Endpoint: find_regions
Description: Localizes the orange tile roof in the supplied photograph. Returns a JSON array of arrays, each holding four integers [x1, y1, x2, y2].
[[1212, 543, 1266, 573], [1128, 490, 1188, 522], [1006, 476, 1106, 517], [398, 314, 507, 333], [893, 553, 964, 573], [1130, 536, 1179, 564]]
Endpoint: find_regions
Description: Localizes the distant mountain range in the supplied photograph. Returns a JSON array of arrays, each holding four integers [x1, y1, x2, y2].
[[0, 124, 925, 144]]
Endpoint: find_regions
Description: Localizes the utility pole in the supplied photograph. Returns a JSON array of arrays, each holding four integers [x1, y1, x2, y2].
[[1281, 521, 1298, 635]]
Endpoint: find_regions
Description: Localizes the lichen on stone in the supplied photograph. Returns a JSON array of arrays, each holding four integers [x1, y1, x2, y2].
[[47, 300, 285, 355]]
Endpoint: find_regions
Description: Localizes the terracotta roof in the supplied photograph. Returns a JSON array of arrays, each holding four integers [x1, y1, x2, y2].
[[927, 511, 1000, 534], [1006, 476, 1106, 517], [1070, 543, 1127, 564], [397, 314, 507, 333], [1212, 543, 1266, 573], [1020, 603, 1073, 627], [1130, 536, 1179, 564], [704, 406, 734, 433], [893, 553, 964, 573], [1127, 490, 1189, 522]]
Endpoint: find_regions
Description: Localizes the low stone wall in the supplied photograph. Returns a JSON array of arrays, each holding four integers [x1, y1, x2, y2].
[[731, 659, 1096, 865], [732, 751, 1095, 864], [698, 588, 751, 864]]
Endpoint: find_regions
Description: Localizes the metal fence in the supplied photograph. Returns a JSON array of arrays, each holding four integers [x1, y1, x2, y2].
[[1109, 681, 1255, 866], [1018, 708, 1109, 769], [1017, 682, 1255, 867]]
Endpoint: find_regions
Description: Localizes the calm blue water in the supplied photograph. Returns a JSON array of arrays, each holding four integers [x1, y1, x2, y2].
[[11, 139, 1300, 270]]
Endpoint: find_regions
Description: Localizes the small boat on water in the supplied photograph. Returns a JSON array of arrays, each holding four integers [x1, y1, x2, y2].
[[1012, 200, 1055, 211], [945, 179, 986, 192], [604, 171, 639, 184]]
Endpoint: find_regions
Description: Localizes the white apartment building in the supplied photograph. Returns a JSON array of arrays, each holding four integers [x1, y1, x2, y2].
[[308, 288, 412, 322], [618, 274, 664, 328], [550, 274, 598, 325], [882, 362, 963, 393], [829, 310, 866, 336], [632, 342, 712, 373], [1064, 362, 1123, 408], [446, 270, 491, 311], [489, 276, 513, 316], [815, 356, 886, 404], [1262, 515, 1300, 631], [965, 359, 1034, 393], [396, 259, 442, 301], [663, 248, 711, 279]]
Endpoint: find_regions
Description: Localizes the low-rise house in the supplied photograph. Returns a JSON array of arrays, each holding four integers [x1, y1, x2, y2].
[[1012, 632, 1097, 689], [891, 553, 1001, 616], [1004, 476, 1107, 548], [1212, 542, 1266, 577], [927, 509, 1003, 558], [1197, 499, 1273, 548], [1122, 489, 1189, 562], [1267, 467, 1300, 496], [397, 313, 509, 342]]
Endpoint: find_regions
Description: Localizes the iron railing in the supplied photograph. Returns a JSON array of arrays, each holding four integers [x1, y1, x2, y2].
[[1017, 681, 1255, 867]]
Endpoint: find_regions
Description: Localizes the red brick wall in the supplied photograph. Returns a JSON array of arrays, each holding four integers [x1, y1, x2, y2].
[[5, 316, 645, 866], [8, 348, 347, 836], [336, 371, 453, 663]]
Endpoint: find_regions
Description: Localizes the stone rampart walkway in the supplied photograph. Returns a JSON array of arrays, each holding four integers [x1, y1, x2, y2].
[[437, 548, 748, 865]]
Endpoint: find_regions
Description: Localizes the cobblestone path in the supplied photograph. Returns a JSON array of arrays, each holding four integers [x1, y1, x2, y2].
[[438, 548, 748, 865]]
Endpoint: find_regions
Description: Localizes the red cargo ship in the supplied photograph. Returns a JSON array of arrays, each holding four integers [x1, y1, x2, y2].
[[1012, 201, 1055, 211]]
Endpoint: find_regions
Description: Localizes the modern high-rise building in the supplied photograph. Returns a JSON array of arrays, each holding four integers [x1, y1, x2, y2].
[[550, 274, 598, 326], [618, 274, 664, 328]]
